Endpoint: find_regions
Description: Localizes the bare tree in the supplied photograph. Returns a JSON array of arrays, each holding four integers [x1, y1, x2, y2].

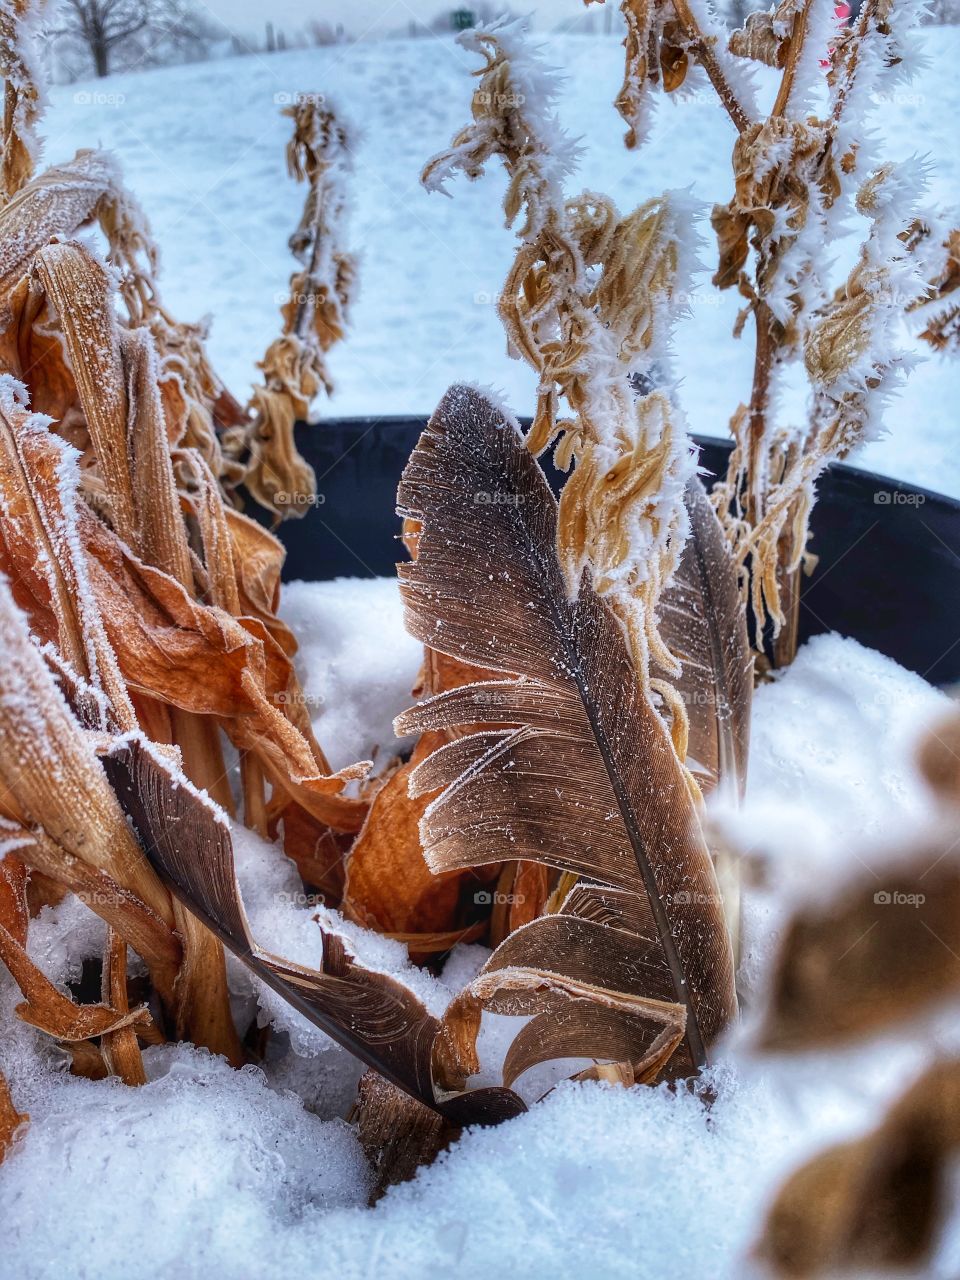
[[53, 0, 220, 79]]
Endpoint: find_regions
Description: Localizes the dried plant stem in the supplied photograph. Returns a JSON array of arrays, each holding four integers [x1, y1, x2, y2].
[[100, 929, 147, 1086], [241, 751, 268, 839], [770, 0, 815, 119], [0, 0, 43, 203], [670, 0, 751, 133]]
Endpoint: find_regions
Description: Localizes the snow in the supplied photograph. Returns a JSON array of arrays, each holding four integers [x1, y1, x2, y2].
[[279, 576, 423, 771], [1, 576, 956, 1278], [36, 27, 960, 499]]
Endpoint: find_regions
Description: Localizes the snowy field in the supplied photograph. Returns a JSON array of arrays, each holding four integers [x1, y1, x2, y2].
[[1, 575, 956, 1280], [39, 25, 960, 497]]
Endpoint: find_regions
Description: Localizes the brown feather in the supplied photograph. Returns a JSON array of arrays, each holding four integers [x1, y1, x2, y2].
[[395, 385, 738, 1086]]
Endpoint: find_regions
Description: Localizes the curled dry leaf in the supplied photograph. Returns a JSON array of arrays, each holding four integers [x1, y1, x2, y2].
[[728, 0, 799, 69], [0, 0, 44, 203], [0, 570, 181, 1001], [0, 917, 152, 1043], [757, 1059, 960, 1277], [343, 734, 474, 954], [395, 385, 737, 1092], [907, 225, 960, 353], [0, 852, 28, 945], [354, 1069, 447, 1203], [99, 929, 147, 1086], [656, 478, 752, 800]]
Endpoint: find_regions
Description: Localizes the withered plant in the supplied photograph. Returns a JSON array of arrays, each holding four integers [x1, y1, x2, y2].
[[0, 2, 371, 1148], [225, 95, 357, 518], [595, 0, 929, 663]]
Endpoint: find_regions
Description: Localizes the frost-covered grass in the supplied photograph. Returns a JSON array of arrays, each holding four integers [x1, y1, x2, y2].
[[40, 27, 960, 498], [1, 578, 955, 1280]]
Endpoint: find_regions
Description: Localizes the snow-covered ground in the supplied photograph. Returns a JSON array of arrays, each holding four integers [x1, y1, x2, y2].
[[39, 26, 960, 497], [0, 577, 956, 1280]]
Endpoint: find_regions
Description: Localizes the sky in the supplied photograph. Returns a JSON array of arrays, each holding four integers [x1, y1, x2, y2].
[[196, 1, 603, 43]]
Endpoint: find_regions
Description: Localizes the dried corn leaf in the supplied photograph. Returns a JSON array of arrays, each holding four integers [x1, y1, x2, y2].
[[0, 918, 152, 1041], [105, 734, 524, 1123], [344, 734, 466, 946], [0, 852, 27, 945], [0, 149, 125, 295], [0, 412, 365, 830], [99, 929, 147, 1085], [229, 98, 356, 517], [0, 0, 44, 202], [0, 572, 180, 997], [396, 386, 736, 1090], [354, 1069, 446, 1202], [0, 384, 135, 727]]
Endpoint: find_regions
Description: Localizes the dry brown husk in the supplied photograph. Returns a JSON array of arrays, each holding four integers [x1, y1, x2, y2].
[[757, 845, 960, 1052], [758, 1058, 960, 1276], [0, 1067, 26, 1161]]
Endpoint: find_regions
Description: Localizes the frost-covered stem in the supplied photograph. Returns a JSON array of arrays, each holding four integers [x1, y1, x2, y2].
[[670, 0, 751, 133], [830, 0, 881, 128], [746, 303, 778, 525], [770, 0, 816, 118], [0, 0, 44, 204]]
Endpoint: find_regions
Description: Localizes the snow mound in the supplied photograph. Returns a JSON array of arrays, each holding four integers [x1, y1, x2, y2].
[[0, 578, 955, 1278]]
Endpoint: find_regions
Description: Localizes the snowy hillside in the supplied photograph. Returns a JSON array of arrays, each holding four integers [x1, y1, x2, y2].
[[41, 27, 960, 497]]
